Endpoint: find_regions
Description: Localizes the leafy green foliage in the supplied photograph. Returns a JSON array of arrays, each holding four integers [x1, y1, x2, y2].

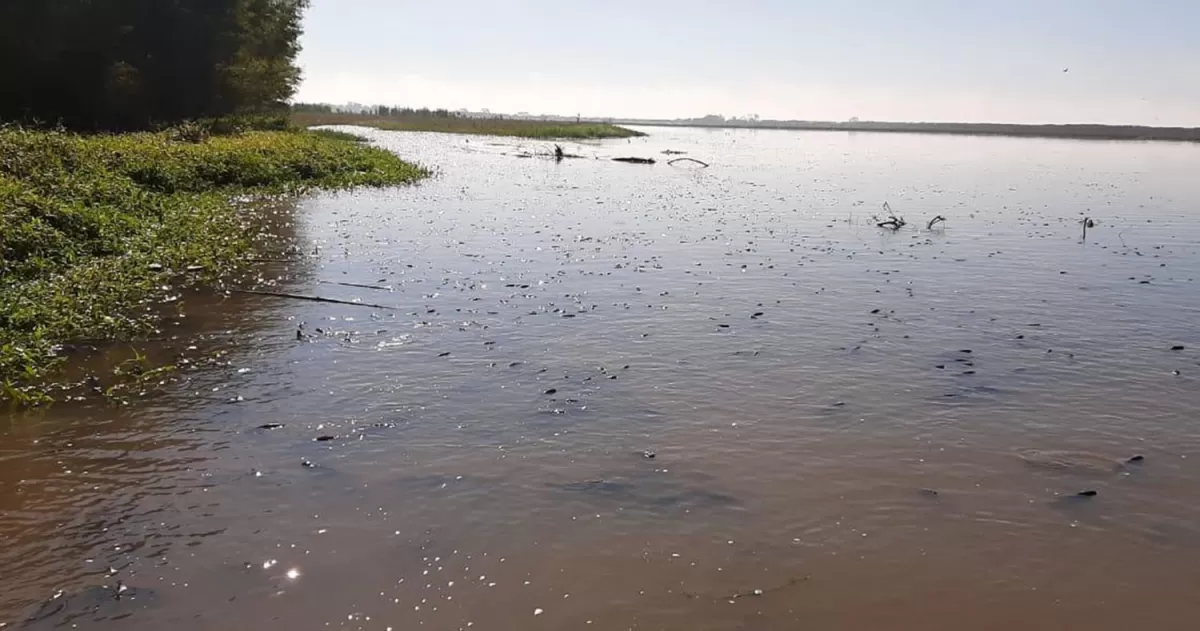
[[0, 128, 427, 404], [0, 0, 310, 130], [305, 129, 368, 143]]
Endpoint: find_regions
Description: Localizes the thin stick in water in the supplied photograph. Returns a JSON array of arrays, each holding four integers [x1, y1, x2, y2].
[[229, 288, 396, 310]]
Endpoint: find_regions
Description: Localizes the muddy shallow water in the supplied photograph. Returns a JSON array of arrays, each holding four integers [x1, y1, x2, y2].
[[4, 126, 1200, 630]]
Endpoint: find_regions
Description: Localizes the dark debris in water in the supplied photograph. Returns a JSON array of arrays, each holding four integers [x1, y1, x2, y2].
[[19, 583, 158, 629]]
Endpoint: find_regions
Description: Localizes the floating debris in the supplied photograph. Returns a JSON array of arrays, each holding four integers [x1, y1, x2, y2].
[[876, 202, 907, 230], [668, 157, 709, 168]]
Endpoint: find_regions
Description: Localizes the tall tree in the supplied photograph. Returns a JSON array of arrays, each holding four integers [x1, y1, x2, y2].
[[0, 0, 310, 130]]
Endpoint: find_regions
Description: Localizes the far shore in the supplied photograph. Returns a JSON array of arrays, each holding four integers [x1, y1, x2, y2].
[[293, 112, 644, 140], [607, 119, 1200, 143]]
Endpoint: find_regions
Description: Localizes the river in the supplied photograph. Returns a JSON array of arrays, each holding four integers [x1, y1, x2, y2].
[[3, 126, 1200, 630]]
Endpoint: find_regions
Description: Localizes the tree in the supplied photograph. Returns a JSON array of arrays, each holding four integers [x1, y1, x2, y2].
[[0, 0, 310, 130]]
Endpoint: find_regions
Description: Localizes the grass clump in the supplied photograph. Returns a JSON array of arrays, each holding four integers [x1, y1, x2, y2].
[[0, 126, 427, 404], [293, 112, 645, 139]]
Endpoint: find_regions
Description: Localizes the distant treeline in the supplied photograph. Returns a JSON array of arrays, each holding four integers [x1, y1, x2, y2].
[[0, 0, 309, 130], [625, 119, 1200, 142], [293, 103, 459, 118]]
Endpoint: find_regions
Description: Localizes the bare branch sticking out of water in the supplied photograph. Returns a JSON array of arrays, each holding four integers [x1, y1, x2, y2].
[[319, 280, 392, 291], [668, 157, 710, 168], [1082, 217, 1095, 241], [927, 215, 947, 230], [876, 202, 907, 230], [229, 289, 396, 310], [682, 576, 810, 601], [511, 149, 586, 160]]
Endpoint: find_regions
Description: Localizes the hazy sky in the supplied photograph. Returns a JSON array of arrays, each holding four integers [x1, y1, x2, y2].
[[295, 0, 1200, 125]]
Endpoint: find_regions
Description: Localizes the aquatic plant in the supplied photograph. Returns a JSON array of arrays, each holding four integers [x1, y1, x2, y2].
[[0, 127, 427, 405]]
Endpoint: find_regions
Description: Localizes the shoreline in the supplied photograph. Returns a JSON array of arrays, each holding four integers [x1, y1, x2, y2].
[[607, 119, 1200, 143], [0, 127, 427, 405], [292, 112, 644, 140]]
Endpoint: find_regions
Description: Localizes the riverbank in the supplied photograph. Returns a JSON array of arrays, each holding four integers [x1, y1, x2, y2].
[[293, 112, 645, 139], [610, 119, 1200, 142], [0, 128, 427, 405]]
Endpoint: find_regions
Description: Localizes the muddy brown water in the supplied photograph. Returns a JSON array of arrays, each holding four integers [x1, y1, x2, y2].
[[4, 127, 1200, 630]]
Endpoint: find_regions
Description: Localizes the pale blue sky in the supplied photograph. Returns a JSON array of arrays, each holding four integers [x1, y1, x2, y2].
[[296, 0, 1200, 125]]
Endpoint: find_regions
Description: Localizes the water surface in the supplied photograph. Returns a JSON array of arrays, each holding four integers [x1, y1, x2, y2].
[[4, 127, 1200, 630]]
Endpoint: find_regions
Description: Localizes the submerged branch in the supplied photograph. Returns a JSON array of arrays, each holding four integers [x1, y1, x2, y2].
[[229, 288, 396, 309], [319, 280, 393, 291], [668, 157, 710, 168]]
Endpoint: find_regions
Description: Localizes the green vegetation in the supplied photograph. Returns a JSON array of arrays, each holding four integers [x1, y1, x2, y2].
[[293, 111, 645, 140], [0, 127, 427, 404], [0, 0, 433, 406], [307, 128, 369, 142], [0, 0, 309, 131]]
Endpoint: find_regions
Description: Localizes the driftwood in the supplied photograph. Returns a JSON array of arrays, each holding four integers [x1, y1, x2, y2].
[[927, 215, 947, 230], [512, 149, 585, 160], [230, 288, 395, 310], [661, 150, 687, 155], [876, 202, 907, 230], [612, 157, 656, 164], [319, 280, 392, 291], [668, 157, 710, 168]]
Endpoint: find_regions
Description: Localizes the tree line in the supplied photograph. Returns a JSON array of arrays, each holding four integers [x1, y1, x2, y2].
[[293, 103, 458, 119], [0, 0, 309, 131]]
